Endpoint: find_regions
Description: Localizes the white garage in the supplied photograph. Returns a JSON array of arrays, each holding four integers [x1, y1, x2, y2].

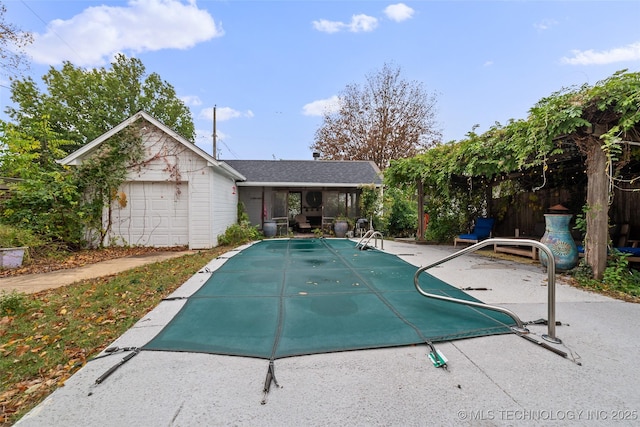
[[110, 181, 189, 247], [60, 111, 246, 249]]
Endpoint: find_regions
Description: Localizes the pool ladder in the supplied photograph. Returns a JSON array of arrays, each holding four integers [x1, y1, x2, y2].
[[355, 229, 384, 250], [413, 238, 561, 344]]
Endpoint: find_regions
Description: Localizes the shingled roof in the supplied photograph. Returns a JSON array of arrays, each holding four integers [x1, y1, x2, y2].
[[223, 160, 382, 187]]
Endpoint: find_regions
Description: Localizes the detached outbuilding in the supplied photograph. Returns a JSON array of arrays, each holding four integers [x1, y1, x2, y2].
[[60, 111, 245, 249], [224, 159, 383, 233]]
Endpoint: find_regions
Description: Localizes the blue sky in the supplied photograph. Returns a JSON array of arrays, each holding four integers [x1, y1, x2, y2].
[[2, 0, 640, 160]]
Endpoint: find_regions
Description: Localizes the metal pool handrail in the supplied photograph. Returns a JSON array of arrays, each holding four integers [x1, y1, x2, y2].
[[355, 229, 384, 250], [413, 238, 561, 343]]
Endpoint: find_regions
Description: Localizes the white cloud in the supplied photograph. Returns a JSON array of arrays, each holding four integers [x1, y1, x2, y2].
[[483, 60, 494, 67], [534, 19, 558, 31], [199, 106, 254, 121], [312, 19, 344, 34], [384, 4, 414, 22], [26, 0, 224, 67], [302, 96, 341, 116], [181, 95, 203, 107], [350, 14, 378, 32], [561, 41, 640, 65], [313, 14, 378, 33]]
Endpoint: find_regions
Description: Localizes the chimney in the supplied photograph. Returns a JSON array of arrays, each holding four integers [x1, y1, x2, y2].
[[313, 152, 320, 160]]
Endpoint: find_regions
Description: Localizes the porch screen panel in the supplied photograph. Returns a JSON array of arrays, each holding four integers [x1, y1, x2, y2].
[[273, 191, 287, 218], [347, 192, 357, 218], [325, 192, 347, 218]]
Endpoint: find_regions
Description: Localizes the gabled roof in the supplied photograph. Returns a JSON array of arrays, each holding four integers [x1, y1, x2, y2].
[[58, 111, 245, 181], [223, 159, 382, 188]]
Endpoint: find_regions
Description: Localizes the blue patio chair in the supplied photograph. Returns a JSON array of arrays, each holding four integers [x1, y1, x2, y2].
[[454, 217, 495, 247]]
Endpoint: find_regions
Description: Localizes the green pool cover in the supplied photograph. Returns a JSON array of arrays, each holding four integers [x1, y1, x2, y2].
[[143, 239, 515, 359]]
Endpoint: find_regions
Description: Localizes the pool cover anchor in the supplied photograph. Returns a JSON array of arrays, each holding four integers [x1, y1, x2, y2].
[[427, 343, 448, 369], [261, 361, 280, 405], [94, 347, 140, 385]]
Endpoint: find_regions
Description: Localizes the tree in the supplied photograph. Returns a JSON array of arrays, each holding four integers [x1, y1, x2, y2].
[[0, 119, 86, 247], [0, 1, 33, 76], [5, 54, 195, 152], [311, 63, 441, 170]]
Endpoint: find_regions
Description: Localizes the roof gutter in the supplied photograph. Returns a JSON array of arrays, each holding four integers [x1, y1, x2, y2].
[[235, 182, 382, 187]]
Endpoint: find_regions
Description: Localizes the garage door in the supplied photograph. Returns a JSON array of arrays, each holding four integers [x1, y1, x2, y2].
[[110, 182, 189, 247]]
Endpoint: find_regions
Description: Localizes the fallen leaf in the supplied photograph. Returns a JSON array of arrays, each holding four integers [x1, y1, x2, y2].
[[14, 345, 31, 357], [24, 383, 44, 395]]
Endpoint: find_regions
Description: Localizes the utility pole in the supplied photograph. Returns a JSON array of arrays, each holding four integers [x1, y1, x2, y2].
[[212, 105, 217, 159]]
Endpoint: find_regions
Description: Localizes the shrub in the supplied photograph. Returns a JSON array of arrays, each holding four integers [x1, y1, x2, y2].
[[0, 224, 43, 248], [603, 251, 640, 296], [570, 253, 640, 298], [424, 213, 461, 242], [218, 205, 263, 246], [381, 187, 417, 238], [0, 171, 85, 248], [218, 223, 262, 246]]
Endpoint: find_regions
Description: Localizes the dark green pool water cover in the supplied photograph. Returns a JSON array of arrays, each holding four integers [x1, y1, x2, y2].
[[143, 239, 515, 359]]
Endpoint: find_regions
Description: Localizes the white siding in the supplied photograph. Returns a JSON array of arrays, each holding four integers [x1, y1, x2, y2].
[[103, 123, 236, 249], [211, 171, 239, 246]]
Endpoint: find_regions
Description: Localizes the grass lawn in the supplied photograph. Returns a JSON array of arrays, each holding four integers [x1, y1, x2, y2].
[[0, 246, 228, 426]]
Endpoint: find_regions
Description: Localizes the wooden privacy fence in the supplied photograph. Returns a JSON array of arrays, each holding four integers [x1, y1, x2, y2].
[[490, 185, 640, 243]]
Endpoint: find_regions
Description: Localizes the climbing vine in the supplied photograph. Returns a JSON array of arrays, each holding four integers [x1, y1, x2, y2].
[[385, 70, 640, 279], [75, 125, 145, 247]]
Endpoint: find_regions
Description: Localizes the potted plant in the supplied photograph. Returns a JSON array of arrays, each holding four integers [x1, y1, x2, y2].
[[333, 216, 352, 238], [0, 224, 41, 269]]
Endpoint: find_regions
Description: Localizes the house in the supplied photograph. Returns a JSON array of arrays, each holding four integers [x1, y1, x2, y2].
[[60, 111, 245, 249], [60, 111, 383, 248], [224, 159, 383, 232]]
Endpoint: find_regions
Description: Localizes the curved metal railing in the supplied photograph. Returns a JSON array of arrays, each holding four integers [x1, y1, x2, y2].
[[413, 238, 561, 343], [355, 229, 384, 250]]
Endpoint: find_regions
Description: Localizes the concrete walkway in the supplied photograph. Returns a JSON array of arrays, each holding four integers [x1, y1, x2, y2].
[[0, 251, 195, 294], [14, 240, 640, 426]]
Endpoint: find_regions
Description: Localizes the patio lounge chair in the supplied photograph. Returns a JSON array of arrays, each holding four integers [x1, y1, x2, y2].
[[294, 214, 312, 232], [454, 217, 495, 247], [577, 245, 640, 263]]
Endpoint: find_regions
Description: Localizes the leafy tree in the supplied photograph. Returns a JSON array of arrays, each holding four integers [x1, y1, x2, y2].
[[5, 54, 195, 152], [311, 63, 441, 170], [0, 1, 33, 76], [0, 120, 85, 247], [0, 118, 70, 178]]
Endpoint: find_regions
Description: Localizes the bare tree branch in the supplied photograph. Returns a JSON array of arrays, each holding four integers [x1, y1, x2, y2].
[[311, 63, 441, 169], [0, 1, 33, 76]]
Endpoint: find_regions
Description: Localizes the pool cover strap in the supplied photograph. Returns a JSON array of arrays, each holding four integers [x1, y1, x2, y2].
[[261, 361, 279, 405]]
